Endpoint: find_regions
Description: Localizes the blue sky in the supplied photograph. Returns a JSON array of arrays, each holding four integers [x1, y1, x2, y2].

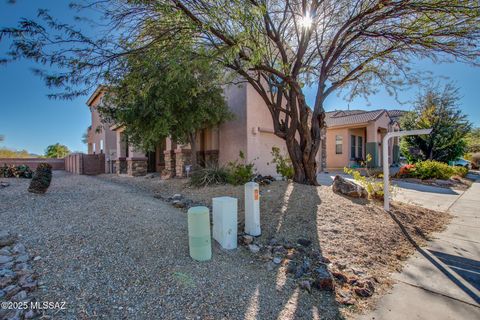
[[0, 1, 479, 155]]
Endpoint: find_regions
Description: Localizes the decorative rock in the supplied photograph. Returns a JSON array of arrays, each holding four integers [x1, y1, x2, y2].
[[266, 261, 276, 271], [332, 175, 368, 198], [24, 310, 37, 319], [172, 200, 185, 208], [0, 231, 15, 247], [21, 280, 37, 291], [0, 268, 15, 277], [272, 245, 287, 255], [297, 238, 312, 247], [15, 255, 29, 263], [354, 286, 373, 298], [0, 255, 13, 264], [312, 266, 334, 291], [299, 280, 312, 293], [273, 257, 282, 265], [0, 181, 10, 188], [0, 290, 4, 299], [0, 276, 13, 287], [12, 243, 26, 254], [4, 285, 20, 298], [241, 235, 254, 245], [248, 244, 260, 254], [0, 248, 11, 255], [33, 256, 42, 261], [332, 271, 349, 283], [11, 290, 27, 301], [172, 194, 183, 201]]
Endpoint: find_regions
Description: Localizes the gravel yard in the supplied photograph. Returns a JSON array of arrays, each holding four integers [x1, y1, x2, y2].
[[1, 172, 347, 319], [100, 174, 451, 318]]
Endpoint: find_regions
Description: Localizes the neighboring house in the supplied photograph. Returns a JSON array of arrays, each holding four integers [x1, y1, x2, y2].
[[86, 86, 118, 173], [85, 84, 404, 177], [325, 109, 404, 170]]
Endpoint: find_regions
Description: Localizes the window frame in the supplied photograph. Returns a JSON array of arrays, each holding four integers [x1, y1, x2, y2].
[[335, 135, 343, 154], [357, 136, 363, 159], [350, 135, 356, 159]]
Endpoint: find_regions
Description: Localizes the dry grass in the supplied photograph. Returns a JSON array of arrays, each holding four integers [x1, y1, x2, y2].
[[101, 175, 451, 316]]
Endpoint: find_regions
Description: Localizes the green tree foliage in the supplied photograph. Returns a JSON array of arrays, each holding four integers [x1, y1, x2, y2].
[[99, 44, 231, 167], [44, 143, 70, 159], [400, 85, 471, 163], [465, 127, 480, 154], [1, 1, 479, 184]]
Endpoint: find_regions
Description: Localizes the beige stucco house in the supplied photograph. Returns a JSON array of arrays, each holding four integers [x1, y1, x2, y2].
[[85, 84, 403, 177], [324, 109, 404, 170]]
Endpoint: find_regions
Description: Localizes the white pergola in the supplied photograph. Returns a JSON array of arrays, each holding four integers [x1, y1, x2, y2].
[[383, 129, 432, 211]]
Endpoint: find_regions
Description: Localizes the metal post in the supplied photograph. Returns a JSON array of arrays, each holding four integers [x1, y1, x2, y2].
[[383, 129, 432, 211]]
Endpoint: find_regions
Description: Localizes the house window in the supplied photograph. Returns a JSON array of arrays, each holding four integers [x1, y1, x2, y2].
[[357, 136, 363, 159], [100, 140, 104, 153], [93, 143, 96, 154], [335, 135, 343, 154], [351, 135, 356, 159]]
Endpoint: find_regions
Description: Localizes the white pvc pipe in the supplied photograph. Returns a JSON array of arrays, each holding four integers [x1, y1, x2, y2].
[[383, 129, 432, 211]]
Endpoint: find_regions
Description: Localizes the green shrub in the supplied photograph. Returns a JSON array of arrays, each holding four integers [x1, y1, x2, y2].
[[28, 163, 52, 194], [189, 163, 229, 187], [270, 147, 294, 179], [451, 166, 468, 178], [344, 154, 386, 199], [0, 164, 33, 178], [412, 160, 452, 180], [226, 151, 256, 185]]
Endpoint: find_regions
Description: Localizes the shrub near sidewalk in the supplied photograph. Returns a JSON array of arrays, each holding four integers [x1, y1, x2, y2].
[[28, 163, 52, 194], [397, 160, 468, 180]]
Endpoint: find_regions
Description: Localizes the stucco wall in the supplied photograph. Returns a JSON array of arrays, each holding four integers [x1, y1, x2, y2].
[[245, 85, 288, 177], [87, 91, 118, 173], [218, 84, 248, 167], [326, 127, 349, 169]]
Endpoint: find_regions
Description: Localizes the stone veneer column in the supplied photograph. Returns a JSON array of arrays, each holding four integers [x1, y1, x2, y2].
[[175, 149, 192, 178], [126, 157, 148, 176], [116, 157, 127, 175], [162, 150, 175, 179]]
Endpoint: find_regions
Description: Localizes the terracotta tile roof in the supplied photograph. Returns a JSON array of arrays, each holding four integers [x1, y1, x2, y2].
[[325, 109, 386, 127]]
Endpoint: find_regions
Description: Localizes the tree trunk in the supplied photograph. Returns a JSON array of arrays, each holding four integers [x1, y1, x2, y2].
[[188, 131, 198, 169]]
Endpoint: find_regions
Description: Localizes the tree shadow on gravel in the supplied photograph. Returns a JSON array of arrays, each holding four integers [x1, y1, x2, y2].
[[241, 182, 343, 320]]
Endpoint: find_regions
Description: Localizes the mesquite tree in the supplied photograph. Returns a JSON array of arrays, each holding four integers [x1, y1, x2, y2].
[[1, 1, 479, 184]]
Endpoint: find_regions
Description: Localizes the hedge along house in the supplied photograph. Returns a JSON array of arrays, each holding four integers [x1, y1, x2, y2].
[[324, 109, 404, 170]]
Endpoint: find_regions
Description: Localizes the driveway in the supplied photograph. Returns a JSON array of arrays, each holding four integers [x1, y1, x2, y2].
[[359, 173, 480, 320]]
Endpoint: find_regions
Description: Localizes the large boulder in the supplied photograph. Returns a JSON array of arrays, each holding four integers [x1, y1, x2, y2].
[[332, 175, 367, 198]]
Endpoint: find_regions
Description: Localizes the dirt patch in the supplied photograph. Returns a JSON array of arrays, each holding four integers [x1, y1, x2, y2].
[[100, 174, 451, 317]]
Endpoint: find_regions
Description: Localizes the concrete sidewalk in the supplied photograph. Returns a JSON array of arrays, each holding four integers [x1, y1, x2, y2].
[[359, 173, 480, 320]]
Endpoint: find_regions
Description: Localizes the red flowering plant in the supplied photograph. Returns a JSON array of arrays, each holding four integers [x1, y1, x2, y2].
[[397, 164, 416, 178]]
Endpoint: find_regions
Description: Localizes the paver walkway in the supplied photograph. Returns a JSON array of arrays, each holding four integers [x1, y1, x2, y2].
[[359, 173, 480, 320]]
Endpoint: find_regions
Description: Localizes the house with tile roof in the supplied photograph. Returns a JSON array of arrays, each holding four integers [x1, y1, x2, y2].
[[325, 109, 405, 169], [85, 84, 405, 177]]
